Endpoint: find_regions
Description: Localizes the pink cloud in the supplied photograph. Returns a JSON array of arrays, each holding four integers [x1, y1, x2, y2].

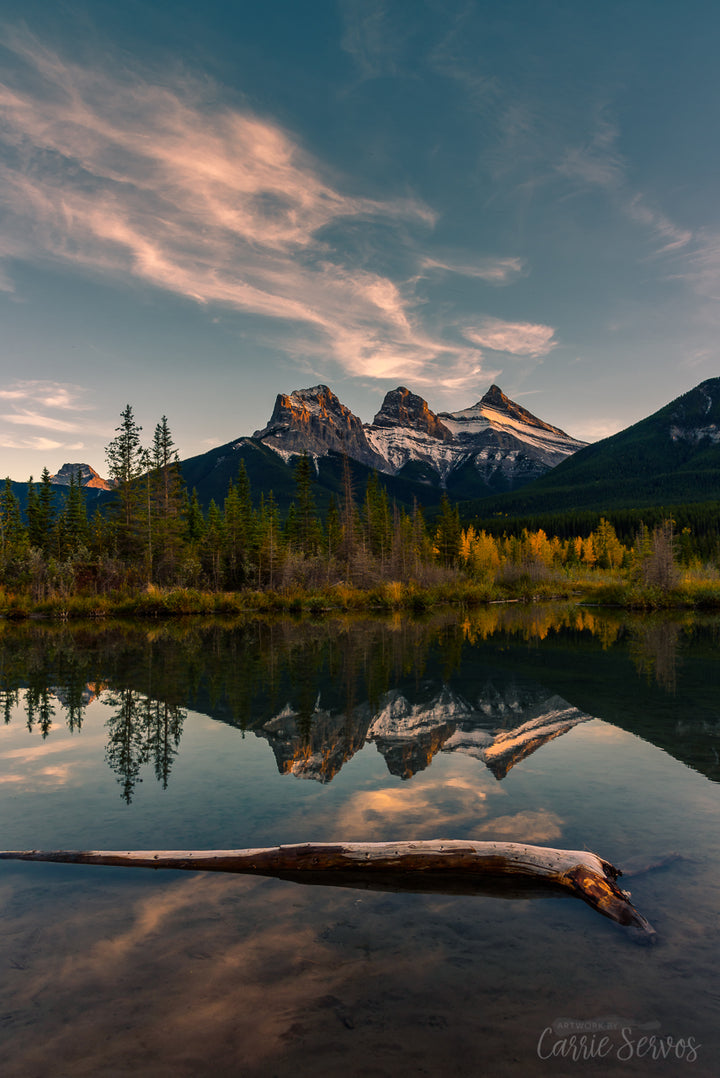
[[0, 30, 526, 393], [462, 317, 556, 356], [420, 255, 525, 283]]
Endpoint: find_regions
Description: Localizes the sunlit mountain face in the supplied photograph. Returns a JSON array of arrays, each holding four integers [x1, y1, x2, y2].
[[259, 682, 591, 784], [253, 383, 586, 492]]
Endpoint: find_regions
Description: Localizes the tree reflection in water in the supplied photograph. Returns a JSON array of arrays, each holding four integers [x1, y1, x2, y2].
[[629, 618, 683, 693], [105, 689, 185, 802], [0, 603, 717, 797]]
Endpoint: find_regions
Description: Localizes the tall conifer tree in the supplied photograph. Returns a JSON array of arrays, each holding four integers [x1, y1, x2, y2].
[[105, 404, 145, 554]]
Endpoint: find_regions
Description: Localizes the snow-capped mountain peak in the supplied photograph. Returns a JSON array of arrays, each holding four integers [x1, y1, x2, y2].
[[372, 387, 454, 441], [253, 384, 385, 469], [253, 382, 587, 493]]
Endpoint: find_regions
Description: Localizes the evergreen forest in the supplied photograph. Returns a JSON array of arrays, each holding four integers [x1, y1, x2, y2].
[[2, 406, 720, 615]]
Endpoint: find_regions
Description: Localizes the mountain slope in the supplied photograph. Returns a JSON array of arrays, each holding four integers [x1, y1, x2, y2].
[[249, 382, 585, 504], [465, 377, 720, 517], [179, 435, 440, 512]]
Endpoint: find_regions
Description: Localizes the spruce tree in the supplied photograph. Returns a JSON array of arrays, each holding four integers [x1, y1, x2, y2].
[[201, 500, 224, 588], [150, 417, 187, 582], [0, 478, 28, 574], [37, 468, 56, 555], [223, 480, 245, 587], [293, 454, 321, 556], [435, 493, 461, 566], [105, 404, 145, 554], [152, 416, 176, 516], [26, 477, 41, 548], [64, 469, 89, 553], [258, 490, 282, 588], [185, 489, 205, 543]]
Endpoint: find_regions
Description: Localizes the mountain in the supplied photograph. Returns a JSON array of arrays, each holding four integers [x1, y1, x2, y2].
[[6, 464, 112, 518], [177, 383, 585, 513], [253, 384, 387, 470], [179, 434, 439, 514], [249, 382, 585, 501], [50, 463, 113, 490], [464, 377, 720, 518], [256, 680, 592, 784]]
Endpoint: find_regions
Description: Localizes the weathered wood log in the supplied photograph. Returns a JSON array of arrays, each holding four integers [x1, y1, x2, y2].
[[0, 840, 655, 940]]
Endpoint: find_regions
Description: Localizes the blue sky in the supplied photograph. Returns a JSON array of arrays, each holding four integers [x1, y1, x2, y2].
[[1, 0, 719, 479]]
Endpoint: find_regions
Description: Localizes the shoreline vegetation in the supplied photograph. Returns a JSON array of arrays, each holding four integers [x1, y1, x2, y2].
[[2, 568, 720, 620], [2, 406, 719, 619]]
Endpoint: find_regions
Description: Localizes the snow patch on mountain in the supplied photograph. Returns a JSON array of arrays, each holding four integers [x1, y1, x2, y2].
[[368, 687, 476, 740], [365, 426, 464, 479], [253, 381, 587, 491], [670, 423, 720, 444]]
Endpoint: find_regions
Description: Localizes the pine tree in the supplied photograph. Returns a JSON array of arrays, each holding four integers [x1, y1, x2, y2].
[[149, 417, 187, 582], [26, 477, 41, 548], [105, 404, 145, 555], [185, 489, 205, 543], [37, 468, 56, 555], [201, 499, 224, 588], [363, 472, 391, 568], [235, 462, 258, 576], [325, 498, 342, 561], [293, 454, 321, 556], [435, 493, 461, 566], [152, 416, 176, 516], [258, 490, 282, 588], [340, 451, 358, 577], [63, 469, 89, 554], [0, 478, 28, 575], [411, 500, 429, 574], [223, 479, 257, 588]]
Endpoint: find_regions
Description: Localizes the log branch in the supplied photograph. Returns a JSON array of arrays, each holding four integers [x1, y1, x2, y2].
[[0, 840, 656, 940]]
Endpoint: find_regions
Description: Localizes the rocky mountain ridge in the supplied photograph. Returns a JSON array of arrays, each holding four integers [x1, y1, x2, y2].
[[258, 680, 592, 784], [254, 383, 586, 492], [50, 463, 113, 490]]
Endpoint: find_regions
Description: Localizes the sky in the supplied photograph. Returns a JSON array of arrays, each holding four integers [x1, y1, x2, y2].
[[1, 0, 720, 480]]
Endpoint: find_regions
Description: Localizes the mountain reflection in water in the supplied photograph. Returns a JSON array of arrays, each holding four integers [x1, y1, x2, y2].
[[0, 603, 718, 802]]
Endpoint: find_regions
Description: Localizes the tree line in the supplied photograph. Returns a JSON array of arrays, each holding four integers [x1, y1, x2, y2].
[[0, 404, 713, 600]]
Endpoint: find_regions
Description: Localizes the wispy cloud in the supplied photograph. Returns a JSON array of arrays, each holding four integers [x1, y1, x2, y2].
[[0, 380, 95, 457], [420, 255, 525, 284], [2, 410, 84, 432], [0, 434, 67, 451], [626, 195, 692, 256], [557, 114, 625, 190], [0, 29, 528, 394], [339, 0, 402, 80], [462, 317, 556, 357], [556, 113, 696, 263], [0, 380, 90, 410], [664, 229, 720, 299]]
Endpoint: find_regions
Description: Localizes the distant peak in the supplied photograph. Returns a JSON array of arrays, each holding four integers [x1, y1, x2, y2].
[[473, 385, 569, 436], [50, 462, 112, 490], [480, 384, 510, 407], [372, 386, 453, 441]]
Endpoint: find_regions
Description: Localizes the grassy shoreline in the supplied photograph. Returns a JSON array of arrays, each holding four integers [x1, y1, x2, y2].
[[2, 571, 720, 620]]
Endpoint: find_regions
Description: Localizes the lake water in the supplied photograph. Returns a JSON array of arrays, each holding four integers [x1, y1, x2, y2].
[[0, 605, 718, 1076]]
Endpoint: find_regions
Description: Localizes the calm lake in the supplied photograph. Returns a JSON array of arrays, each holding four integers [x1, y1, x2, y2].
[[0, 604, 718, 1076]]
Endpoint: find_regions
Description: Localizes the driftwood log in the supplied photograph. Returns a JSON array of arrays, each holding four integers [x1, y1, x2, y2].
[[0, 840, 655, 940]]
